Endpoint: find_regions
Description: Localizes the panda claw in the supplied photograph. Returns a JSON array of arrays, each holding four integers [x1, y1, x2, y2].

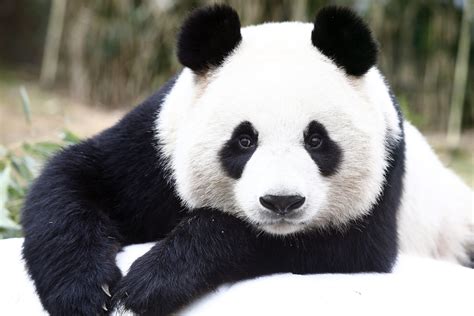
[[101, 283, 111, 297]]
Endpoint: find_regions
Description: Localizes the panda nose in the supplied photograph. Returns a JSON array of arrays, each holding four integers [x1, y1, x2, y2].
[[259, 195, 306, 215]]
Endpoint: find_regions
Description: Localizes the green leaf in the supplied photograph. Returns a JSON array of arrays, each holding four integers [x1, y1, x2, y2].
[[61, 130, 81, 144], [7, 180, 25, 200], [0, 164, 20, 230], [23, 142, 62, 159], [11, 156, 35, 182], [0, 145, 7, 159], [19, 86, 32, 125]]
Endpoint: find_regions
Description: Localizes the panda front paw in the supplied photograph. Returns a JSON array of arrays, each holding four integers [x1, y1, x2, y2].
[[113, 266, 173, 316], [112, 252, 188, 316], [42, 265, 122, 316]]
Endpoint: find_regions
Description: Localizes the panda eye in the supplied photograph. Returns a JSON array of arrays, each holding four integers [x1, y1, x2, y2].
[[307, 133, 323, 149], [238, 135, 254, 149]]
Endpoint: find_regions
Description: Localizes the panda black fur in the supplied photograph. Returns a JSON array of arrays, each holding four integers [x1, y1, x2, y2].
[[21, 5, 472, 316]]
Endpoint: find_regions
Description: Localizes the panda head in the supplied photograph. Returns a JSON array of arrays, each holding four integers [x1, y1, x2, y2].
[[158, 5, 402, 235]]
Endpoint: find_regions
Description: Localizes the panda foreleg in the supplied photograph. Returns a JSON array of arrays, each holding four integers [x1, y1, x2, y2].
[[21, 144, 123, 315], [23, 212, 122, 315], [113, 208, 261, 316]]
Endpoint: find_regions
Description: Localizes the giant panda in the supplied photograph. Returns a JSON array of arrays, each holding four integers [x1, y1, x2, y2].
[[21, 4, 473, 316]]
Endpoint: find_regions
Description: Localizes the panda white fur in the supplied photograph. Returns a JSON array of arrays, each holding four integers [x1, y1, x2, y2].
[[400, 123, 472, 263], [21, 4, 472, 315]]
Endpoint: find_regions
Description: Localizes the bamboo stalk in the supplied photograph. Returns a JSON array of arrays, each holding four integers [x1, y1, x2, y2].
[[40, 0, 68, 88], [447, 0, 471, 146]]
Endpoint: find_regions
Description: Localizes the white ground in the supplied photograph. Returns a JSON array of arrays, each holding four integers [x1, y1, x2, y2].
[[0, 238, 472, 316]]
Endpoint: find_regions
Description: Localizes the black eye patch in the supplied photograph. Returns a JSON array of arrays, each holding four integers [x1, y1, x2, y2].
[[219, 121, 258, 179], [304, 121, 342, 177]]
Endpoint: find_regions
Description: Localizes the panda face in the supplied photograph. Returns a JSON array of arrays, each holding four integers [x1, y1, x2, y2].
[[220, 118, 341, 235], [158, 21, 401, 235]]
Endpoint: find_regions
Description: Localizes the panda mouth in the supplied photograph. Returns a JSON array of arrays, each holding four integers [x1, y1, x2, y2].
[[257, 217, 308, 228], [264, 220, 306, 226], [258, 209, 307, 223], [257, 219, 308, 235], [250, 208, 310, 233]]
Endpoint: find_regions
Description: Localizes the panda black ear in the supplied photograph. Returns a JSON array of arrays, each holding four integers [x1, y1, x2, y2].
[[311, 6, 378, 76], [177, 4, 242, 74]]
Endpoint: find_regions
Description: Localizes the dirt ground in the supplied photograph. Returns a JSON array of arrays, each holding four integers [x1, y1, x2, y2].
[[0, 74, 126, 146], [1, 73, 472, 187]]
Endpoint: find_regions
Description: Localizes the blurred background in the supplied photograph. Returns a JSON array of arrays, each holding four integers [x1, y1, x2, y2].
[[0, 0, 473, 238]]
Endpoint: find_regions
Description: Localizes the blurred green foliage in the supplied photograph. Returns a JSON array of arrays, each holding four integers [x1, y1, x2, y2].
[[0, 0, 472, 132], [0, 131, 80, 238], [399, 94, 426, 128]]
